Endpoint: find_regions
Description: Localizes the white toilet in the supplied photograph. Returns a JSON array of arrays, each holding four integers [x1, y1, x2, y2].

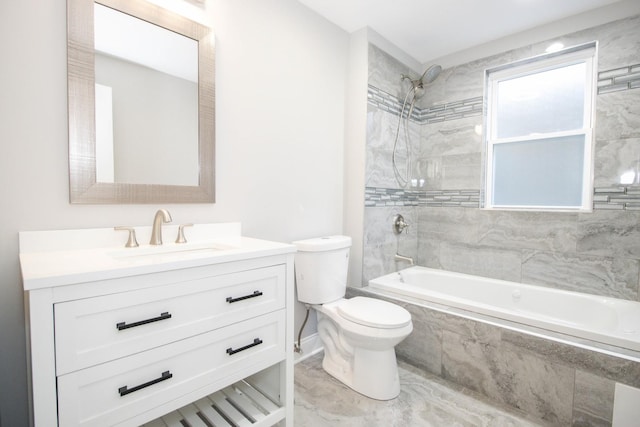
[[293, 235, 413, 400]]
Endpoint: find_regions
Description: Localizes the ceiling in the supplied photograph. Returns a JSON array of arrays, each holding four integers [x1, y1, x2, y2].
[[296, 0, 625, 65]]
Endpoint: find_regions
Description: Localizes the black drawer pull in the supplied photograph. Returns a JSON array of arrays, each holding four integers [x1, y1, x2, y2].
[[226, 338, 263, 355], [116, 312, 172, 331], [118, 370, 172, 397], [226, 290, 263, 304]]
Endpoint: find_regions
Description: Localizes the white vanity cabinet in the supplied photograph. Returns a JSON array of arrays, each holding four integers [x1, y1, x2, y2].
[[20, 224, 295, 427]]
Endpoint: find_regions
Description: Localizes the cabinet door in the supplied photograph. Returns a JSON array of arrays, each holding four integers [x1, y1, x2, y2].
[[55, 265, 285, 374], [57, 310, 286, 427]]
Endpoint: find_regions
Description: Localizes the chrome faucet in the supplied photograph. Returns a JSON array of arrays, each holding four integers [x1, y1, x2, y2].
[[149, 209, 172, 245]]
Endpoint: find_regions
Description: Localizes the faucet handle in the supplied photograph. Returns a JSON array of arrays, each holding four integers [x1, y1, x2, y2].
[[393, 214, 410, 234], [175, 223, 194, 244], [114, 226, 139, 248]]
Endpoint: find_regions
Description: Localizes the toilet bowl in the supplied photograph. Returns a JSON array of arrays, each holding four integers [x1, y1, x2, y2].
[[314, 297, 412, 400], [293, 236, 413, 400]]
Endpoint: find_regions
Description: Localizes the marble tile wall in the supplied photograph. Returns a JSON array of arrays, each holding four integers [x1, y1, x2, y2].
[[363, 15, 640, 302], [347, 286, 640, 427], [362, 206, 418, 283], [365, 104, 421, 190], [364, 45, 422, 283], [417, 208, 640, 300]]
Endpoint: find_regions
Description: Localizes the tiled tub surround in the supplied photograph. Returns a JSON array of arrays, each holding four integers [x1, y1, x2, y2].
[[361, 188, 640, 288], [359, 14, 640, 427], [347, 286, 640, 427], [363, 14, 640, 299], [364, 203, 640, 295]]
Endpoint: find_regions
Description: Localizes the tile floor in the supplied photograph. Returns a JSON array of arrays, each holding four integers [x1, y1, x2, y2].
[[294, 353, 548, 426]]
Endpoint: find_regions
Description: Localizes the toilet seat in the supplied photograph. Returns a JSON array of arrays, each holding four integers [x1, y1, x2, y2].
[[337, 297, 411, 329]]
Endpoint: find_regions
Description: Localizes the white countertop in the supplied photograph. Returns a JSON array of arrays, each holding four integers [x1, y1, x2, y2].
[[19, 223, 296, 290]]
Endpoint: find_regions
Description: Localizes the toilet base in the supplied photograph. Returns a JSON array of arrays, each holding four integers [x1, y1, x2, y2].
[[316, 311, 403, 401], [322, 347, 401, 400]]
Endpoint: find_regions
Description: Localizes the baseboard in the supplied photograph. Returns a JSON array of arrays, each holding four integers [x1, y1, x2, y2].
[[293, 333, 323, 364]]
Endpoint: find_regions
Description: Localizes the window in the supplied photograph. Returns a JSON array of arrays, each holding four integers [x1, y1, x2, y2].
[[484, 42, 597, 211]]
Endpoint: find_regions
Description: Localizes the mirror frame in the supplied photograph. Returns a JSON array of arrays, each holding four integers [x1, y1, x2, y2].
[[68, 0, 215, 203]]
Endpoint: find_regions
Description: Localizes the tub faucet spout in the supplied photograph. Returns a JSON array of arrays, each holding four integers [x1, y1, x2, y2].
[[150, 209, 172, 245], [395, 253, 414, 265]]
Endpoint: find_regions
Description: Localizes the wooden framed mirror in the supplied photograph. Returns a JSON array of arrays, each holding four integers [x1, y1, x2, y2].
[[68, 0, 215, 203]]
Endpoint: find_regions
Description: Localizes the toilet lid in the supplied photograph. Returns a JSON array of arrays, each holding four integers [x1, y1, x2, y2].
[[337, 297, 411, 329]]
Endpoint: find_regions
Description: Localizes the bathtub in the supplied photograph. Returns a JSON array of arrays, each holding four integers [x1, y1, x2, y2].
[[369, 266, 640, 352]]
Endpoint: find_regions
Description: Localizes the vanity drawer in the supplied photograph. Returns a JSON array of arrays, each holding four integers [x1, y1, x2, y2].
[[57, 310, 285, 427], [55, 264, 285, 374]]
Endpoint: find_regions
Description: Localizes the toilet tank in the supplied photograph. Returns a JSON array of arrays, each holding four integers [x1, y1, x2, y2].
[[293, 236, 351, 304]]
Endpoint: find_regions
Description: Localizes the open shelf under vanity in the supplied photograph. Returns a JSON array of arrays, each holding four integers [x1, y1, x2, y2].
[[142, 379, 284, 427]]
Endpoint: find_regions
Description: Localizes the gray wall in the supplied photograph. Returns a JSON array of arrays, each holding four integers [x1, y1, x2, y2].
[[363, 14, 640, 302], [0, 1, 348, 425]]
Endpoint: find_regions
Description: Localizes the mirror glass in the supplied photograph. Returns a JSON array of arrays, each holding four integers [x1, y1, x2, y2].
[[94, 3, 199, 186], [68, 0, 215, 203]]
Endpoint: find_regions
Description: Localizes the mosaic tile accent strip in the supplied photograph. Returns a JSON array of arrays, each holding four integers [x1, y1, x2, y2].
[[365, 187, 423, 207], [593, 186, 640, 210], [418, 97, 484, 124], [366, 187, 640, 210], [365, 187, 481, 208], [368, 85, 483, 124], [597, 64, 640, 94], [367, 85, 421, 122], [422, 190, 481, 207]]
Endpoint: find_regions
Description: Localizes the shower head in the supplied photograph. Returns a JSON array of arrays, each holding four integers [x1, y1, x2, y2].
[[402, 64, 442, 99], [419, 64, 442, 85]]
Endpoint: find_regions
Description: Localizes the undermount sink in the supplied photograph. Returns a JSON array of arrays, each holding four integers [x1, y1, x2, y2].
[[108, 242, 236, 259]]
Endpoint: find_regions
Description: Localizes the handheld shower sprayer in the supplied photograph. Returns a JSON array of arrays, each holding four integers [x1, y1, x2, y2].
[[393, 64, 442, 187]]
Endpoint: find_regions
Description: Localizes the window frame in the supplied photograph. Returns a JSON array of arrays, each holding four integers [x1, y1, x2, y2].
[[483, 42, 598, 212]]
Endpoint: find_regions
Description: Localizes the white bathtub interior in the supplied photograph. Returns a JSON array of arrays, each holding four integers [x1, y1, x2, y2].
[[369, 266, 640, 355]]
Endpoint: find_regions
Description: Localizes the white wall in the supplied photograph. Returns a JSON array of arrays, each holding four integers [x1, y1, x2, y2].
[[0, 0, 348, 425], [343, 28, 368, 288]]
